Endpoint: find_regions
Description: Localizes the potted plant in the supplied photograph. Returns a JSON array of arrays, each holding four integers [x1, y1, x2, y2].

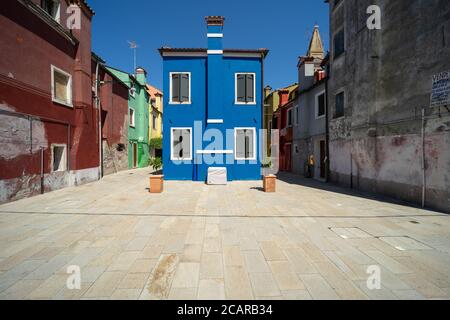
[[149, 157, 163, 193], [262, 160, 276, 192]]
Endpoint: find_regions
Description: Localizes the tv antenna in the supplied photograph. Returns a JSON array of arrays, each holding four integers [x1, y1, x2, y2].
[[128, 40, 139, 74]]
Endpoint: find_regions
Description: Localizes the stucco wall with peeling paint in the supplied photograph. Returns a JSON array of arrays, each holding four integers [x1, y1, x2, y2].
[[0, 1, 99, 203], [327, 0, 450, 213]]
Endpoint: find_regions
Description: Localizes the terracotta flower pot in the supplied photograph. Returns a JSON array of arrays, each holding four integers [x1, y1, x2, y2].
[[263, 175, 276, 193], [149, 175, 164, 193]]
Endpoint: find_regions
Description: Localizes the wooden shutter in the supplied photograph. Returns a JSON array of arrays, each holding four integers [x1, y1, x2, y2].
[[335, 92, 344, 118], [171, 74, 180, 102], [236, 74, 246, 103], [245, 74, 254, 103], [180, 74, 190, 102], [318, 94, 325, 116]]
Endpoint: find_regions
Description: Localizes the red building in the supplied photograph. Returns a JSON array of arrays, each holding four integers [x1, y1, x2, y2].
[[0, 0, 99, 202], [92, 54, 130, 177], [274, 89, 297, 172]]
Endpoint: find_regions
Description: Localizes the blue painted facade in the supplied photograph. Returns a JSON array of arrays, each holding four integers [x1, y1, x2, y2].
[[160, 17, 268, 181]]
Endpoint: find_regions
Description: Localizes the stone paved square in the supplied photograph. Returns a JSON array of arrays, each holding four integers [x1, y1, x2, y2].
[[0, 168, 449, 300]]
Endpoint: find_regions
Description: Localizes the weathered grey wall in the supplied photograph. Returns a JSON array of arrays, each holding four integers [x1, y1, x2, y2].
[[327, 0, 450, 213], [102, 116, 129, 176], [292, 73, 326, 177]]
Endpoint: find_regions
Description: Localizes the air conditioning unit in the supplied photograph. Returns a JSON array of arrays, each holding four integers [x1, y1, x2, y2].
[[207, 167, 227, 185]]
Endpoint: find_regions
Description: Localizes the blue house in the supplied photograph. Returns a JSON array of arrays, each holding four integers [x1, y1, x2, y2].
[[159, 16, 268, 181]]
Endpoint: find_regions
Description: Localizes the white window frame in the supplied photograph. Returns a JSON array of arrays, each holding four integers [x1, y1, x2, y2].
[[235, 73, 256, 105], [234, 127, 257, 161], [51, 65, 72, 107], [169, 72, 191, 105], [129, 82, 136, 98], [315, 90, 326, 119], [42, 0, 61, 23], [51, 143, 67, 172], [129, 107, 135, 127], [170, 127, 193, 161]]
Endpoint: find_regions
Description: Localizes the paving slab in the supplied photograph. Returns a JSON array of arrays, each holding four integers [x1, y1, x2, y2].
[[0, 168, 448, 300]]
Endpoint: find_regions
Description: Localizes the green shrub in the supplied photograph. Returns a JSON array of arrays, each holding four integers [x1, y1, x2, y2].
[[262, 160, 272, 168], [149, 157, 162, 172], [149, 137, 162, 150]]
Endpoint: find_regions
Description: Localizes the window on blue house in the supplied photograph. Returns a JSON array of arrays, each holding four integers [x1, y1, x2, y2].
[[170, 73, 190, 104], [171, 128, 192, 160], [235, 128, 256, 160], [235, 73, 255, 104]]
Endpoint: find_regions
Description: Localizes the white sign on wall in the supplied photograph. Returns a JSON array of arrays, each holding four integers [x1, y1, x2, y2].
[[430, 70, 450, 108], [305, 64, 314, 77]]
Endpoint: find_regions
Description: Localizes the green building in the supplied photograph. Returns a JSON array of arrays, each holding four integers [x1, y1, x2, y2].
[[107, 66, 150, 168]]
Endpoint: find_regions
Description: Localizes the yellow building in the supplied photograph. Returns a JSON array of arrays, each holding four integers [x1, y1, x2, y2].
[[263, 83, 298, 156], [146, 84, 163, 157]]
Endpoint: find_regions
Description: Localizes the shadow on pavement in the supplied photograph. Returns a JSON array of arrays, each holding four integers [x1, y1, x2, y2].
[[275, 171, 443, 214]]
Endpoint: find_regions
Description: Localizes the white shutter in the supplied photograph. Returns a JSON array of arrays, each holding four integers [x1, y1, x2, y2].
[[182, 129, 191, 159], [245, 129, 254, 159], [235, 129, 245, 159]]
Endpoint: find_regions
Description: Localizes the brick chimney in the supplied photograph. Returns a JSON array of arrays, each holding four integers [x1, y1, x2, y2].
[[278, 89, 290, 108], [206, 16, 225, 121]]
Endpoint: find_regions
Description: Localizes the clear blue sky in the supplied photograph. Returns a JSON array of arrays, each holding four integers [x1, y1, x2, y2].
[[90, 0, 329, 91]]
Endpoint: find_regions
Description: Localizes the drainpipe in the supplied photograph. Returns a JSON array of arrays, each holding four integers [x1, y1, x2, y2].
[[67, 124, 71, 171], [150, 95, 154, 159], [350, 153, 353, 189], [421, 107, 426, 208], [40, 147, 44, 194], [261, 52, 265, 172], [95, 61, 102, 179], [324, 74, 330, 183]]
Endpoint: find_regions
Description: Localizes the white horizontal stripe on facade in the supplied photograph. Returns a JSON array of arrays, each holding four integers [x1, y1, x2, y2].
[[196, 150, 233, 154], [207, 33, 223, 38], [207, 50, 223, 55], [207, 119, 224, 124], [161, 52, 261, 58]]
